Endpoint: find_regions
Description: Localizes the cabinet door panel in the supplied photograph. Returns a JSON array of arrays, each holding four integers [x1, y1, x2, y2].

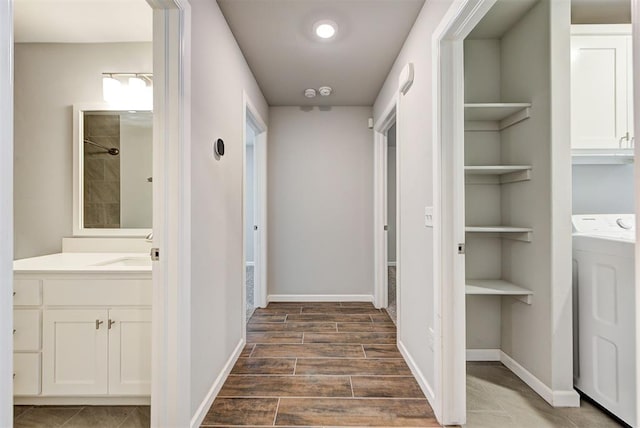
[[42, 309, 108, 395], [108, 309, 151, 395], [571, 35, 629, 149], [14, 309, 41, 351], [14, 353, 41, 396]]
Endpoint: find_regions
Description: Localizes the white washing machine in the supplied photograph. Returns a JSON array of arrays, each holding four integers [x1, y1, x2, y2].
[[572, 214, 636, 427]]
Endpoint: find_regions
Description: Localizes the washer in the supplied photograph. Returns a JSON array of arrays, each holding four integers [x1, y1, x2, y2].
[[572, 214, 636, 427]]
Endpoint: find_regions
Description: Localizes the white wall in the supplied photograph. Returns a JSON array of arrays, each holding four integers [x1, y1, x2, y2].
[[245, 134, 255, 263], [120, 116, 153, 228], [0, 1, 13, 424], [572, 164, 635, 214], [387, 125, 397, 263], [373, 0, 455, 403], [267, 106, 374, 298], [13, 42, 152, 259], [188, 0, 268, 417]]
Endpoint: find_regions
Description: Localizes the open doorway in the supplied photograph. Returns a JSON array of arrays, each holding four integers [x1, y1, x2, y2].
[[386, 123, 398, 323], [243, 94, 268, 327]]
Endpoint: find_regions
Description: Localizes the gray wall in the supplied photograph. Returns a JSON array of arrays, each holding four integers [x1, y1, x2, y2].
[[13, 42, 152, 259], [572, 164, 635, 214], [268, 106, 374, 297], [188, 0, 269, 417]]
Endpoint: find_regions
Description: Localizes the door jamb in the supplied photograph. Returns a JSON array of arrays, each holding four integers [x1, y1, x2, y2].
[[632, 2, 640, 424], [148, 0, 192, 426], [243, 92, 268, 330], [373, 96, 398, 311], [432, 0, 496, 424], [0, 1, 13, 425]]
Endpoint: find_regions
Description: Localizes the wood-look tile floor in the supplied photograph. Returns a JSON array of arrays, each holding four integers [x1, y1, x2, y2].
[[201, 302, 441, 427]]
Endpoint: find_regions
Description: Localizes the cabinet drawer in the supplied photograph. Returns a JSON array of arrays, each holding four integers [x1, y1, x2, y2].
[[14, 279, 42, 306], [14, 309, 41, 351], [14, 353, 41, 395], [43, 279, 152, 306]]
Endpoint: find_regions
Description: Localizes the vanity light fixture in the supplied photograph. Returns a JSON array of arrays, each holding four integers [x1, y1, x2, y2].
[[314, 20, 337, 40], [102, 73, 153, 108]]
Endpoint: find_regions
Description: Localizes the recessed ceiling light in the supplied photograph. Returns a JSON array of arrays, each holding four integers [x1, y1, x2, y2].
[[304, 88, 317, 98], [314, 20, 337, 40]]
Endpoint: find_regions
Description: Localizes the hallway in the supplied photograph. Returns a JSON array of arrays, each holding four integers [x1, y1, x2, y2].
[[201, 302, 440, 427]]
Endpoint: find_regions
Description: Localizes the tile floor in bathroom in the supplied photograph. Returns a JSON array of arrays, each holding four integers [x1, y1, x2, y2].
[[13, 405, 149, 428]]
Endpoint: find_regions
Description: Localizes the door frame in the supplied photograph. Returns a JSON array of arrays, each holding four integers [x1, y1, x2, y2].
[[0, 1, 13, 425], [373, 96, 398, 311], [432, 0, 496, 424], [243, 92, 268, 332], [148, 0, 192, 426], [632, 1, 640, 424]]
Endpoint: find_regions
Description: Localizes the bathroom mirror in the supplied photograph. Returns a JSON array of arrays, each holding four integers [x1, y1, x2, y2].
[[73, 104, 153, 236]]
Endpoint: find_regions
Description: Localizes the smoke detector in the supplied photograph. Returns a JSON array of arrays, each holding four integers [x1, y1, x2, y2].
[[304, 88, 317, 98], [318, 86, 332, 96]]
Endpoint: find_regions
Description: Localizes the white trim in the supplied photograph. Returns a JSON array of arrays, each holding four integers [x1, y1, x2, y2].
[[500, 351, 579, 407], [571, 24, 631, 35], [190, 338, 245, 428], [373, 95, 397, 310], [398, 340, 436, 406], [267, 294, 374, 303], [387, 261, 397, 267], [14, 396, 150, 406], [432, 0, 497, 425], [0, 1, 13, 424], [245, 261, 255, 267], [72, 103, 152, 237], [149, 1, 192, 427], [466, 349, 501, 361], [632, 2, 640, 424]]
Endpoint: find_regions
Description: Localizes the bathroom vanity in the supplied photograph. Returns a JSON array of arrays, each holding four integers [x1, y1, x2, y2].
[[13, 253, 151, 405]]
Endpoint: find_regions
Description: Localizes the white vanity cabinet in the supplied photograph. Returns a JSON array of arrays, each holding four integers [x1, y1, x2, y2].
[[13, 270, 151, 405], [571, 25, 634, 150]]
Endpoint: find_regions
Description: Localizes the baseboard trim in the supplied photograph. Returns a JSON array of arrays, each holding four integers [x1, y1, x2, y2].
[[267, 294, 374, 303], [398, 340, 437, 409], [466, 349, 501, 361], [14, 396, 150, 406], [190, 338, 245, 428], [500, 351, 579, 407]]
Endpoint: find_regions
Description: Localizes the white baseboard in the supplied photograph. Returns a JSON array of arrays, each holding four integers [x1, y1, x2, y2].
[[190, 338, 245, 428], [267, 294, 374, 303], [500, 351, 580, 407], [398, 340, 437, 411], [14, 396, 150, 406], [466, 349, 501, 361]]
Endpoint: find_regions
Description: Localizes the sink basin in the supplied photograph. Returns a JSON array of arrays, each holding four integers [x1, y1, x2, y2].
[[96, 257, 152, 267]]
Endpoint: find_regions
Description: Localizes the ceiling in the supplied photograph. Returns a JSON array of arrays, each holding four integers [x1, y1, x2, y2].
[[217, 0, 425, 106], [14, 0, 152, 43]]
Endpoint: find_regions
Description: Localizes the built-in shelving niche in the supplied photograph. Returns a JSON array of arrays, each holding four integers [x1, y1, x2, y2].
[[464, 102, 533, 302]]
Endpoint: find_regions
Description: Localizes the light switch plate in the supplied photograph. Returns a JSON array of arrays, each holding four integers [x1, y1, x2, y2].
[[424, 206, 434, 228]]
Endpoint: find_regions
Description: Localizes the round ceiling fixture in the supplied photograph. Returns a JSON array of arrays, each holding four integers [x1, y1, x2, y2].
[[318, 86, 332, 96], [313, 20, 338, 40], [304, 88, 317, 98]]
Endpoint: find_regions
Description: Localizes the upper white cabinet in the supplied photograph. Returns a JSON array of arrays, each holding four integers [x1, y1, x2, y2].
[[571, 25, 634, 151]]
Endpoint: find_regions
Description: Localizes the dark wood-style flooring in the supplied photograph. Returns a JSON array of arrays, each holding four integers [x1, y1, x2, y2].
[[201, 302, 440, 427]]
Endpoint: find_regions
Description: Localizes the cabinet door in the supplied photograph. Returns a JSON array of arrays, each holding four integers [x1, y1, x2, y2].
[[108, 309, 151, 395], [571, 35, 630, 149], [42, 309, 108, 395]]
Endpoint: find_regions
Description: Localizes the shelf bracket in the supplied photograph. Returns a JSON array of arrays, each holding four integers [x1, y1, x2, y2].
[[500, 169, 532, 184], [511, 294, 533, 305], [501, 231, 532, 242], [499, 107, 531, 130]]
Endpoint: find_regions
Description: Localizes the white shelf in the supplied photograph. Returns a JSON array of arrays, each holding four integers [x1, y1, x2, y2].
[[466, 226, 532, 242], [466, 279, 533, 304], [465, 165, 532, 183], [464, 103, 532, 131]]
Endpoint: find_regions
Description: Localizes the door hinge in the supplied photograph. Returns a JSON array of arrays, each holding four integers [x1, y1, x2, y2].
[[457, 243, 465, 254], [254, 225, 258, 231], [384, 225, 388, 231], [150, 247, 160, 261]]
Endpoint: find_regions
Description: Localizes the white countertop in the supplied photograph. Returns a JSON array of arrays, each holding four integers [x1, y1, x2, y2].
[[13, 252, 152, 273]]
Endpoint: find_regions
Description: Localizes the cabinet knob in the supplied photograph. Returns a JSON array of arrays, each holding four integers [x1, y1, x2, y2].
[[95, 320, 104, 330], [12, 329, 16, 335], [108, 319, 116, 329]]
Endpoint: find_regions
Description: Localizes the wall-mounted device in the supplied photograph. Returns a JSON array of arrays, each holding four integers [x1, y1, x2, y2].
[[214, 138, 225, 157], [399, 62, 414, 95]]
